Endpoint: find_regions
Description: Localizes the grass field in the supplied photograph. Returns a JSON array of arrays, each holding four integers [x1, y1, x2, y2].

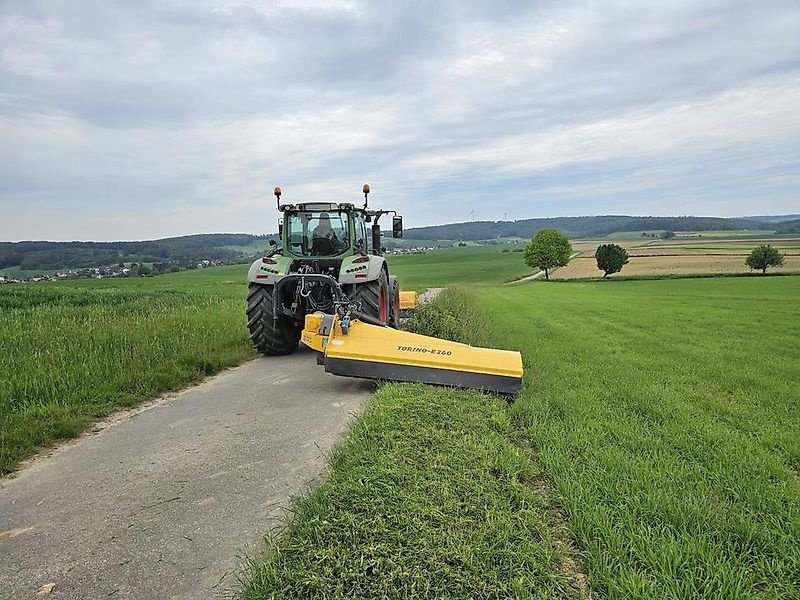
[[0, 248, 529, 473], [242, 277, 800, 599], [4, 248, 800, 598], [484, 277, 800, 598], [0, 266, 253, 474], [387, 245, 532, 289], [600, 230, 792, 241]]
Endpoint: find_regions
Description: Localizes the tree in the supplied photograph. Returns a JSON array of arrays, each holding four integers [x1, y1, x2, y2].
[[595, 244, 629, 278], [661, 230, 675, 239], [523, 229, 572, 280], [746, 245, 784, 274]]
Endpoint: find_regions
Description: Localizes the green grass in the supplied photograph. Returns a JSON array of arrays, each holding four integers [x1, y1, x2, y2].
[[387, 245, 532, 290], [675, 245, 800, 251], [479, 277, 800, 598], [673, 230, 785, 239], [241, 383, 573, 600], [6, 251, 800, 598], [601, 231, 666, 240], [242, 278, 799, 598], [0, 267, 49, 278], [0, 266, 253, 474]]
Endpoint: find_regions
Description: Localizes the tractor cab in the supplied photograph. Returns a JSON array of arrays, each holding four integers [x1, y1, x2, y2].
[[284, 204, 353, 258]]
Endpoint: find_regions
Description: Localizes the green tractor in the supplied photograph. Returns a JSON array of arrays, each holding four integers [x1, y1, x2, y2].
[[246, 184, 404, 355]]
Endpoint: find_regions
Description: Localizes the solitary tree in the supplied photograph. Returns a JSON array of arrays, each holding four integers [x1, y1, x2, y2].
[[746, 245, 784, 274], [524, 229, 572, 280], [595, 244, 629, 278]]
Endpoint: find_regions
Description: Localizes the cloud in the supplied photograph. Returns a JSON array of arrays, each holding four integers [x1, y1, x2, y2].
[[1, 0, 799, 240]]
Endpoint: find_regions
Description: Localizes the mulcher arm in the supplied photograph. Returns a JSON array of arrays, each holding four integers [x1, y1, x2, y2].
[[302, 312, 523, 395]]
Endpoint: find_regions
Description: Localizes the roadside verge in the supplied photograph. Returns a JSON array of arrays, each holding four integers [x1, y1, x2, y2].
[[240, 288, 587, 599], [240, 383, 574, 599]]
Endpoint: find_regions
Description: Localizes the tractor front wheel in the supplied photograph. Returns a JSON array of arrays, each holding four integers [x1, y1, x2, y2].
[[246, 283, 301, 355], [352, 270, 390, 325]]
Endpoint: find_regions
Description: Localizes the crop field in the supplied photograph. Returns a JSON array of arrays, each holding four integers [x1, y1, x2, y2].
[[554, 253, 800, 279], [0, 265, 253, 473], [602, 230, 794, 241], [557, 237, 800, 279]]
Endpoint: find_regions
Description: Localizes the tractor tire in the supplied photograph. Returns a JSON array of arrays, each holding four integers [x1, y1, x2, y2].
[[352, 269, 390, 325], [388, 276, 401, 328], [246, 283, 301, 355]]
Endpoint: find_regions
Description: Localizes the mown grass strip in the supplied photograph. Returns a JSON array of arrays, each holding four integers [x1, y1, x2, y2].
[[241, 383, 575, 600]]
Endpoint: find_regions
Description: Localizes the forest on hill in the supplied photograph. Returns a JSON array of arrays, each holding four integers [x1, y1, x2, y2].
[[0, 234, 275, 272], [404, 215, 771, 241]]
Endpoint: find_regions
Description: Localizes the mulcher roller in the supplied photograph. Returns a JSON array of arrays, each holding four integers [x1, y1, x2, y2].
[[302, 313, 523, 395]]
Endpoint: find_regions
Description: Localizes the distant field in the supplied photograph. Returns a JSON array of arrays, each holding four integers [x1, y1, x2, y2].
[[555, 254, 800, 279], [0, 266, 252, 473], [0, 267, 47, 278], [559, 237, 800, 279], [387, 244, 531, 290], [670, 229, 786, 238], [589, 229, 789, 242]]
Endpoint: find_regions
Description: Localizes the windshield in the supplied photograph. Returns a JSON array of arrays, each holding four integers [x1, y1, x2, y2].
[[286, 211, 350, 256]]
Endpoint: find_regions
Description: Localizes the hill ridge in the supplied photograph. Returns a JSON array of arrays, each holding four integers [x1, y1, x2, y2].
[[0, 215, 789, 273]]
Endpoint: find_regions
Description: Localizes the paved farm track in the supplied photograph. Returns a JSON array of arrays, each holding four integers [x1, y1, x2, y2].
[[1, 350, 372, 599]]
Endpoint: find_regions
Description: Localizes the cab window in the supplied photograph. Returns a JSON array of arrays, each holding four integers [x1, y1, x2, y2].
[[355, 215, 369, 253], [287, 211, 350, 256]]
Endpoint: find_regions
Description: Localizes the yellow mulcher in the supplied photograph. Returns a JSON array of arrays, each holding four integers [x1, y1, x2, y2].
[[302, 306, 523, 395], [247, 185, 523, 395], [291, 272, 522, 396]]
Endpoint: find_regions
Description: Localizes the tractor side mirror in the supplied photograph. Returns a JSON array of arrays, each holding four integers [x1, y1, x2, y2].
[[278, 219, 283, 238], [392, 216, 403, 239], [371, 223, 381, 254], [269, 239, 277, 247]]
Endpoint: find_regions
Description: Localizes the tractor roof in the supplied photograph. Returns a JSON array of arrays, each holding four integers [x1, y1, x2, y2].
[[283, 202, 358, 213]]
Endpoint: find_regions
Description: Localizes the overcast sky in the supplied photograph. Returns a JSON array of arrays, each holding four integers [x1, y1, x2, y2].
[[1, 1, 799, 241]]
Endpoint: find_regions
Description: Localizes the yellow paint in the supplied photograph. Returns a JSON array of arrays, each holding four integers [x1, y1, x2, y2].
[[399, 290, 418, 310], [302, 313, 523, 379]]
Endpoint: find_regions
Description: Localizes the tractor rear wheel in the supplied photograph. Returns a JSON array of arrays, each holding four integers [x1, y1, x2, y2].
[[388, 276, 401, 328], [246, 283, 300, 355], [352, 269, 390, 325]]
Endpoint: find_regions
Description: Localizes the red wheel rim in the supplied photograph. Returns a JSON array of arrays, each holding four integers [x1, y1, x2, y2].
[[379, 285, 388, 323]]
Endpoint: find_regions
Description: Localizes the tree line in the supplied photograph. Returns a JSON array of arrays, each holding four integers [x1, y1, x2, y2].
[[406, 215, 774, 241], [0, 234, 276, 271]]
